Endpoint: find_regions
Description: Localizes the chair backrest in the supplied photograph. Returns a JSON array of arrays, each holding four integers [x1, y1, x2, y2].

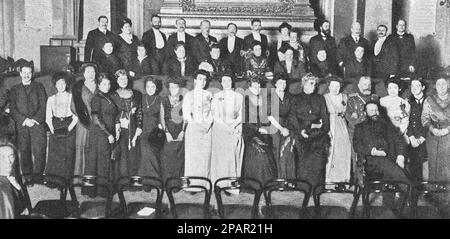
[[116, 176, 164, 218], [414, 181, 450, 195], [263, 179, 312, 212], [69, 175, 114, 218], [313, 183, 361, 218], [363, 180, 411, 218], [21, 174, 68, 211], [165, 176, 212, 219], [214, 177, 263, 219]]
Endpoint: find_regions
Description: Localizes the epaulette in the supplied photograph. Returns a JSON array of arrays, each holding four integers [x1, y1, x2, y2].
[[349, 93, 359, 97]]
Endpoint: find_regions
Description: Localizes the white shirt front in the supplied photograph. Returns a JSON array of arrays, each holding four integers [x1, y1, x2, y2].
[[177, 31, 186, 43], [285, 60, 292, 74], [252, 32, 261, 42], [227, 36, 236, 53], [374, 36, 387, 56], [153, 28, 165, 49]]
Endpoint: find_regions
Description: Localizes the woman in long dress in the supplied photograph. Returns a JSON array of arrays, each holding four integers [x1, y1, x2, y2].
[[72, 63, 98, 176], [242, 76, 277, 185], [324, 77, 351, 183], [183, 70, 214, 180], [422, 76, 450, 183], [210, 72, 244, 184], [116, 18, 140, 72], [138, 76, 163, 178], [111, 69, 143, 178], [85, 74, 118, 197], [160, 77, 186, 183], [268, 73, 296, 179], [45, 72, 78, 180]]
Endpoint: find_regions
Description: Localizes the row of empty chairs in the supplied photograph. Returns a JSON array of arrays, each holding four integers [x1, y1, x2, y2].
[[18, 174, 450, 219]]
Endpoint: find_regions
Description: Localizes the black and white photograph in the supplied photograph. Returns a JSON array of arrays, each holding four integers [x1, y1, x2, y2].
[[1, 0, 450, 227]]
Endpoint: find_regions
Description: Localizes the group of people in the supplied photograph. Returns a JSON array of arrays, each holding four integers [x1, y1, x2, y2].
[[1, 14, 450, 219]]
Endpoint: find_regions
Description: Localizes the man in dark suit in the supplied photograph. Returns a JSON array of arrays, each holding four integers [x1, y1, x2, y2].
[[338, 22, 371, 70], [219, 23, 244, 76], [8, 64, 47, 175], [191, 20, 218, 67], [163, 42, 197, 77], [308, 20, 338, 76], [392, 19, 416, 78], [142, 14, 167, 74], [243, 19, 269, 57], [84, 16, 118, 63], [166, 18, 194, 60]]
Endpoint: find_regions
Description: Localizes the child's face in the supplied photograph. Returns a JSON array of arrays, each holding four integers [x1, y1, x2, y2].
[[103, 43, 114, 55]]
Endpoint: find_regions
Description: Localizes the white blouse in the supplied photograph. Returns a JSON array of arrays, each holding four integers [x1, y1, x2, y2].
[[183, 89, 213, 125], [46, 93, 79, 131]]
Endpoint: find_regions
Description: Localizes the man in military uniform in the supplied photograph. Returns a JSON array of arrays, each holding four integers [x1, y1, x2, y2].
[[344, 76, 379, 185]]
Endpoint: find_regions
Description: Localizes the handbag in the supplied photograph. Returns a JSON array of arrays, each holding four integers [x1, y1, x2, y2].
[[148, 126, 166, 152]]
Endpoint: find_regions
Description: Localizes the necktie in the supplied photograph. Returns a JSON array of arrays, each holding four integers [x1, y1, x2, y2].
[[205, 36, 209, 44], [355, 37, 359, 43]]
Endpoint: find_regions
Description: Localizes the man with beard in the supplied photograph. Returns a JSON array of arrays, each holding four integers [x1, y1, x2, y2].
[[337, 22, 371, 72], [308, 20, 338, 76], [406, 79, 427, 182], [345, 76, 378, 185], [219, 23, 244, 76], [371, 25, 399, 97], [353, 101, 411, 184], [8, 64, 47, 176], [192, 20, 218, 67], [142, 15, 167, 73], [84, 16, 118, 63], [166, 18, 194, 59]]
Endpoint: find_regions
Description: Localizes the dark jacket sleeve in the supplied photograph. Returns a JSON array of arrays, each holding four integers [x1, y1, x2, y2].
[[0, 87, 8, 110], [33, 83, 47, 124], [8, 87, 26, 125], [336, 37, 346, 65], [353, 124, 372, 156], [91, 96, 112, 137], [84, 31, 94, 62], [191, 37, 203, 65]]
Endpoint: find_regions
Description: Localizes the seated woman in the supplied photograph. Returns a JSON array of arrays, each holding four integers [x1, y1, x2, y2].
[[274, 45, 306, 95], [244, 40, 273, 83], [343, 46, 372, 94], [129, 44, 159, 79], [0, 139, 25, 219]]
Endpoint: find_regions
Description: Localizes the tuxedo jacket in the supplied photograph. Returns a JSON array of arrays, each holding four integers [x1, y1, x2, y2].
[[243, 33, 269, 54], [141, 29, 167, 58], [8, 81, 47, 126], [84, 29, 118, 63], [391, 33, 416, 76], [371, 35, 400, 77], [166, 32, 195, 59], [191, 34, 218, 66], [219, 36, 244, 75], [162, 56, 197, 77]]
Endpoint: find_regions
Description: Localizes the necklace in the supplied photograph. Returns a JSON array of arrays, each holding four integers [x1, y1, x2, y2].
[[145, 94, 157, 109]]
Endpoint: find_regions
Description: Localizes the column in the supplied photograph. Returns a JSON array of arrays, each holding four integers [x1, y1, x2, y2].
[[128, 0, 144, 38]]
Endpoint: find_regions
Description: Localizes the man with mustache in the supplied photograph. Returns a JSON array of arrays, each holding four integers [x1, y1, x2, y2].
[[353, 101, 411, 187], [219, 23, 244, 76], [371, 24, 400, 97], [337, 22, 371, 72], [166, 18, 194, 60], [192, 20, 218, 68], [84, 16, 118, 63], [142, 15, 167, 74], [308, 19, 338, 76], [345, 76, 378, 185]]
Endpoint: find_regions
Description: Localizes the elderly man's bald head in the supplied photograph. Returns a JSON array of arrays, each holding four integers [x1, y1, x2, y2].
[[351, 22, 362, 36]]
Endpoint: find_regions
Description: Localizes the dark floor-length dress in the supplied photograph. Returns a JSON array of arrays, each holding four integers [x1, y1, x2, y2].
[[160, 95, 185, 184], [138, 94, 162, 178], [242, 91, 277, 185]]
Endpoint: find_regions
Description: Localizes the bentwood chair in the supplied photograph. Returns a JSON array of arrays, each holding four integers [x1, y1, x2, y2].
[[68, 175, 118, 219], [21, 173, 75, 219], [362, 180, 411, 219], [116, 176, 166, 219], [313, 183, 362, 219], [262, 179, 312, 219], [214, 177, 263, 219], [411, 181, 450, 219], [165, 176, 213, 219]]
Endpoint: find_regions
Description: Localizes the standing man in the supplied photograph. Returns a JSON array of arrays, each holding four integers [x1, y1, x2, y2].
[[142, 15, 167, 74], [371, 25, 399, 96], [8, 64, 47, 176], [345, 76, 379, 185], [308, 20, 338, 76], [219, 23, 244, 76], [84, 16, 118, 63], [406, 79, 427, 182], [166, 18, 194, 59], [392, 19, 417, 96], [338, 22, 371, 73], [191, 20, 218, 67], [243, 19, 269, 57]]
